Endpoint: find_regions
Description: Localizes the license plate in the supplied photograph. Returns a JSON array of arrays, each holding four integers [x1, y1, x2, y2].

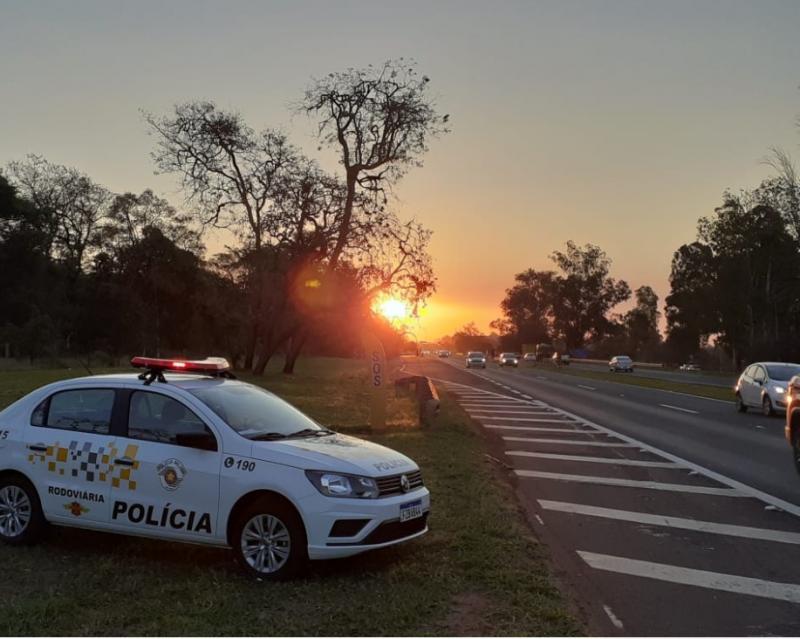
[[399, 499, 423, 523]]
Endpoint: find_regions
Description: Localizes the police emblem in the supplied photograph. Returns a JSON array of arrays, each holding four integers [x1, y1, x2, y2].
[[156, 458, 187, 491], [64, 501, 89, 517]]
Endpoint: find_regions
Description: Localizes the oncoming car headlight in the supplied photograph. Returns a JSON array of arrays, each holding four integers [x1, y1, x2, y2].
[[774, 386, 786, 394], [305, 470, 379, 499]]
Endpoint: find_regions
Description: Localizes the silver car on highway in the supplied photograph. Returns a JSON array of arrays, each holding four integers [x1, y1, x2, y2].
[[736, 362, 800, 416], [466, 351, 487, 369]]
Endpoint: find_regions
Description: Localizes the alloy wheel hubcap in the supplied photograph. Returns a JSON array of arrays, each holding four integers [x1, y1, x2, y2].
[[0, 486, 31, 538], [241, 514, 291, 574]]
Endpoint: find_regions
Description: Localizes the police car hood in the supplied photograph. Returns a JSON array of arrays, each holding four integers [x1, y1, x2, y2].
[[250, 433, 417, 476]]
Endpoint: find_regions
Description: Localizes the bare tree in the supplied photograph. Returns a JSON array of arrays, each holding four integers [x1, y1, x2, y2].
[[301, 59, 449, 269]]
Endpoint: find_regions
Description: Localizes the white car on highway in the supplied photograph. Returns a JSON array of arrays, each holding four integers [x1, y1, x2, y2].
[[609, 355, 634, 372], [465, 352, 487, 368], [735, 362, 800, 417], [0, 357, 430, 579]]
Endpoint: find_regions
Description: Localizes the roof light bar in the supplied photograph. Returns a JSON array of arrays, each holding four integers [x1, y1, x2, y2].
[[130, 357, 234, 385]]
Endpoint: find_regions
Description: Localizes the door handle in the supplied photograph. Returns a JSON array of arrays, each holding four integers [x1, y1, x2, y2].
[[28, 444, 47, 452], [114, 457, 134, 467]]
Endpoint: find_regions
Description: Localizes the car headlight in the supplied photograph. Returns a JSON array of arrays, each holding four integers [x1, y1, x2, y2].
[[774, 386, 786, 394], [305, 470, 379, 499]]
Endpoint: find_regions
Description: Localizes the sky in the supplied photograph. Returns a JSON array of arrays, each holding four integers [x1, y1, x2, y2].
[[2, 0, 799, 341]]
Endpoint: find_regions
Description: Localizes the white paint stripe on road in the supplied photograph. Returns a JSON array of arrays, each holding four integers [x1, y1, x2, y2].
[[536, 376, 547, 380], [503, 436, 639, 447], [508, 451, 679, 468], [487, 425, 594, 433], [467, 409, 561, 415], [578, 384, 596, 391], [540, 500, 800, 545], [521, 394, 533, 399], [578, 551, 800, 604], [602, 605, 624, 631], [477, 416, 577, 423], [659, 403, 700, 415], [516, 470, 745, 497]]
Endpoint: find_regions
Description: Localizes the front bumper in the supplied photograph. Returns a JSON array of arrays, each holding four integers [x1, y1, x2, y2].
[[302, 487, 431, 560]]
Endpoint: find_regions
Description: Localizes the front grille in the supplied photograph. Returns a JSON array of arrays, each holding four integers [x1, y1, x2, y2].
[[375, 470, 424, 497]]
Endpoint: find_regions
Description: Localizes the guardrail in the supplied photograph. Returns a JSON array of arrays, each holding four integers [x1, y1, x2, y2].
[[395, 375, 440, 426]]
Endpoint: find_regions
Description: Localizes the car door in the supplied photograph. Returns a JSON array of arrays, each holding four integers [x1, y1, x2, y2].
[[750, 366, 767, 405], [109, 389, 222, 543], [24, 386, 120, 525]]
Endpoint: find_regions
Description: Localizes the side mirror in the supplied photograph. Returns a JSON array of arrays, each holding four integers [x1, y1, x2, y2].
[[175, 431, 218, 451]]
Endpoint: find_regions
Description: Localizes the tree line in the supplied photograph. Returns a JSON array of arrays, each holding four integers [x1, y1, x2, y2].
[[0, 60, 448, 372], [480, 122, 800, 370]]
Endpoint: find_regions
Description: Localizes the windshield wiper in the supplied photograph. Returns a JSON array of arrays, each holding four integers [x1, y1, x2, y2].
[[287, 427, 334, 438], [249, 432, 290, 441]]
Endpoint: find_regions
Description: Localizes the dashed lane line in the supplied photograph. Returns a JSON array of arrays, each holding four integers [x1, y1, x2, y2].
[[508, 451, 680, 468], [540, 500, 800, 545], [659, 403, 700, 415], [515, 470, 745, 497], [578, 551, 800, 604], [578, 384, 596, 391]]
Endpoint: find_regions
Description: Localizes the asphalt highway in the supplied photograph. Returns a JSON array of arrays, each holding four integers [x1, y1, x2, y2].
[[405, 357, 800, 636], [568, 360, 736, 388]]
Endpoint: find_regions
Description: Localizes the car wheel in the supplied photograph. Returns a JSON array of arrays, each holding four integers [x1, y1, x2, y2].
[[0, 476, 45, 545], [762, 395, 774, 417], [735, 393, 747, 413], [233, 498, 307, 580]]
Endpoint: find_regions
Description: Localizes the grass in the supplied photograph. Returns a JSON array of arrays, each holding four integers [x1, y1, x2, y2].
[[0, 357, 579, 636], [516, 363, 735, 401]]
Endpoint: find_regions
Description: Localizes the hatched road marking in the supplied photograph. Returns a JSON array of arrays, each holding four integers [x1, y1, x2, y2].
[[540, 500, 800, 545], [503, 436, 640, 447], [508, 451, 680, 468], [578, 551, 800, 604]]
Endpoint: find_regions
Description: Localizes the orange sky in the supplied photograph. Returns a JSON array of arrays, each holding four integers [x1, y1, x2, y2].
[[2, 1, 799, 343]]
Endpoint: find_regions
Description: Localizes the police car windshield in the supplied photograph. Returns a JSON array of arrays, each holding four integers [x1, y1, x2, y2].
[[188, 384, 326, 439]]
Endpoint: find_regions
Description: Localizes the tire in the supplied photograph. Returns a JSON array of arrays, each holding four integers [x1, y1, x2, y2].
[[232, 497, 307, 580], [762, 395, 774, 417], [0, 475, 45, 545], [735, 393, 747, 413]]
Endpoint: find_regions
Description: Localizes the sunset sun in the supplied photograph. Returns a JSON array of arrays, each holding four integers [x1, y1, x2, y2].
[[374, 297, 409, 322]]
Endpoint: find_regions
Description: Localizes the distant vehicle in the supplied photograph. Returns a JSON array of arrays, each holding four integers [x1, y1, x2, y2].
[[552, 352, 571, 366], [498, 353, 519, 367], [680, 363, 701, 372], [736, 362, 800, 417], [466, 352, 487, 369], [609, 355, 634, 372], [522, 353, 537, 362], [437, 350, 451, 358]]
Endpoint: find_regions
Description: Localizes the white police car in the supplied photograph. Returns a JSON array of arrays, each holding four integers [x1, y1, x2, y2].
[[0, 357, 429, 579]]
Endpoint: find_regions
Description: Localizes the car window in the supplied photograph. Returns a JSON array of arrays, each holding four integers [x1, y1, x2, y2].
[[128, 391, 214, 446], [753, 367, 766, 382], [34, 388, 114, 434], [765, 364, 800, 381]]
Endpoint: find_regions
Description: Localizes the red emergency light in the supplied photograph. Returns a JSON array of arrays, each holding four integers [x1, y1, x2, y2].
[[130, 356, 232, 375]]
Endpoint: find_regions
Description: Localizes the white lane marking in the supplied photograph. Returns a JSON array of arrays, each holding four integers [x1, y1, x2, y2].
[[602, 605, 624, 631], [578, 551, 800, 604], [467, 409, 561, 415], [511, 390, 522, 394], [578, 384, 596, 391], [508, 451, 679, 468], [521, 394, 533, 399], [536, 376, 547, 380], [534, 514, 545, 526], [488, 425, 593, 433], [541, 500, 800, 545], [516, 470, 745, 497], [659, 403, 699, 415], [476, 416, 577, 423], [503, 437, 639, 447]]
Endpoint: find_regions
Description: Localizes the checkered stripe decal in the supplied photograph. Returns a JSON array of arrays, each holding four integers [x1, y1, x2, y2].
[[28, 440, 140, 490]]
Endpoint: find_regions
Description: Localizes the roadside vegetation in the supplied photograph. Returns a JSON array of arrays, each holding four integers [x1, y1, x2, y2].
[[0, 358, 579, 636]]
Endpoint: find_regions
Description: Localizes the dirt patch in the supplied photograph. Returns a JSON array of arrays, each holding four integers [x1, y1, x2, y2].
[[444, 592, 492, 635]]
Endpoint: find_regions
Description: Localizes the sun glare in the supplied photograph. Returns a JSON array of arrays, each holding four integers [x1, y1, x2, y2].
[[375, 297, 409, 322]]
